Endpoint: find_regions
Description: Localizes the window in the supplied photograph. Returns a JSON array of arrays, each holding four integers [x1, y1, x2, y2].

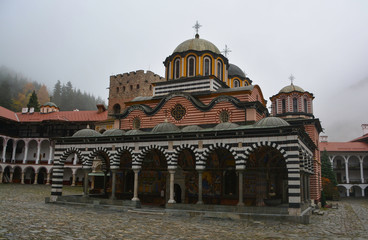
[[293, 98, 298, 112], [149, 85, 152, 91], [132, 117, 141, 129], [123, 86, 126, 92], [113, 104, 121, 114], [187, 56, 196, 77], [219, 110, 229, 123], [130, 85, 133, 91], [233, 80, 240, 88], [137, 84, 140, 89], [174, 58, 180, 79], [171, 104, 186, 121], [282, 99, 286, 113], [116, 87, 119, 93], [217, 61, 223, 80], [304, 98, 308, 113], [203, 57, 211, 76]]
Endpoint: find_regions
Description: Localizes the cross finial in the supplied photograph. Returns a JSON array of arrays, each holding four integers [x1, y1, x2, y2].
[[289, 74, 295, 85], [193, 21, 202, 35], [222, 45, 232, 58]]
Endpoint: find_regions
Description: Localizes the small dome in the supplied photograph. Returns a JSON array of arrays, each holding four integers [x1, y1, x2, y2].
[[279, 84, 305, 93], [173, 35, 221, 54], [213, 122, 239, 130], [72, 129, 102, 137], [253, 117, 290, 128], [125, 129, 145, 135], [152, 122, 180, 133], [102, 129, 125, 136], [181, 125, 203, 132], [228, 64, 246, 78], [41, 102, 58, 108]]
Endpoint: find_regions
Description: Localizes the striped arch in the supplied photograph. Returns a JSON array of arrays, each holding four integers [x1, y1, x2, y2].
[[111, 146, 134, 169], [136, 145, 169, 166], [244, 141, 287, 160], [87, 147, 113, 169], [57, 147, 85, 165], [201, 142, 237, 165], [171, 144, 199, 167]]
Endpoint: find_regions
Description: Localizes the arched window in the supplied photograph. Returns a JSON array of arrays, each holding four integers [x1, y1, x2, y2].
[[203, 57, 211, 76], [113, 104, 121, 114], [293, 98, 298, 112], [217, 61, 223, 80], [116, 87, 119, 93], [304, 98, 308, 113], [233, 79, 240, 88], [174, 58, 180, 79], [282, 99, 286, 113], [187, 56, 196, 77], [137, 84, 139, 89]]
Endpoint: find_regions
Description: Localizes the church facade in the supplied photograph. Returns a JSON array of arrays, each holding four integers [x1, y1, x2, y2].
[[48, 31, 322, 217]]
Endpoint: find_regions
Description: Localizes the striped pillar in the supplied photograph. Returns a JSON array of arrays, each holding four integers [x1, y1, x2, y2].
[[50, 162, 64, 198], [286, 149, 302, 215]]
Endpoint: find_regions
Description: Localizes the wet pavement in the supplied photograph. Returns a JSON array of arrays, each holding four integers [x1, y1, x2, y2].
[[0, 184, 367, 239]]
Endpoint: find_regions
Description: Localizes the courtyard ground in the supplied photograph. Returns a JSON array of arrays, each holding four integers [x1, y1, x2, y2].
[[0, 184, 367, 239]]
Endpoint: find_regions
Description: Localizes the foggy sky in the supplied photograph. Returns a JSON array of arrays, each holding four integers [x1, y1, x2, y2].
[[1, 0, 367, 142]]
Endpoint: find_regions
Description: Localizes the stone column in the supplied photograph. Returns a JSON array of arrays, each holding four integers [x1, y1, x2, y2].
[[36, 140, 41, 164], [83, 169, 90, 197], [359, 157, 364, 184], [168, 170, 176, 204], [21, 172, 25, 184], [71, 173, 76, 186], [48, 144, 53, 164], [0, 172, 3, 183], [346, 188, 350, 197], [23, 141, 29, 164], [73, 153, 78, 165], [9, 172, 13, 183], [1, 139, 7, 162], [237, 171, 244, 206], [46, 172, 51, 185], [34, 172, 38, 184], [197, 170, 203, 204], [344, 156, 349, 183], [132, 169, 140, 201], [11, 140, 17, 163], [110, 169, 117, 200]]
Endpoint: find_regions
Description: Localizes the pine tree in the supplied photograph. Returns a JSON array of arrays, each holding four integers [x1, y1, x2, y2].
[[321, 150, 337, 186], [27, 90, 40, 112]]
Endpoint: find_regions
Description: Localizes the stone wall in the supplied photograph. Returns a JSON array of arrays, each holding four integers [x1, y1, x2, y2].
[[108, 70, 165, 114]]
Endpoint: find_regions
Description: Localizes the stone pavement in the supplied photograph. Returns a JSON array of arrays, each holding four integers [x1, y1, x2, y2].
[[0, 184, 367, 240]]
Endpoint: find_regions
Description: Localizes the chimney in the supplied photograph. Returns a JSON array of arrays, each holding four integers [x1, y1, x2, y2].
[[362, 124, 368, 135], [320, 136, 328, 142]]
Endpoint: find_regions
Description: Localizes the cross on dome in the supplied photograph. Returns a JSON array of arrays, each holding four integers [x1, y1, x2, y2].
[[289, 74, 295, 85], [193, 21, 202, 35], [222, 45, 232, 58]]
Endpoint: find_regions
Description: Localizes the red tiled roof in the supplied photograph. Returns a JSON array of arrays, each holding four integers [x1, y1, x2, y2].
[[16, 110, 108, 122], [320, 141, 368, 152], [0, 106, 18, 122], [350, 134, 368, 143]]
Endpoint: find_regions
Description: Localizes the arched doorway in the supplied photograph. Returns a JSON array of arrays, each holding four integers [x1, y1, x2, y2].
[[139, 149, 167, 205], [350, 185, 362, 197], [37, 167, 47, 184], [177, 148, 197, 204], [337, 185, 347, 197], [245, 146, 288, 206], [89, 152, 111, 197], [5, 139, 14, 163], [13, 166, 22, 183], [117, 151, 134, 200], [174, 184, 182, 203], [3, 166, 11, 183], [24, 167, 35, 184], [15, 140, 25, 163], [203, 148, 237, 205]]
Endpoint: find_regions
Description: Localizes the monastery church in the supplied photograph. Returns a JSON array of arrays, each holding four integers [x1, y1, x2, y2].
[[0, 24, 323, 221]]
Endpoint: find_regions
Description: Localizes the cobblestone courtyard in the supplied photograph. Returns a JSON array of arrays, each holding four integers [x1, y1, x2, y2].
[[0, 184, 367, 239]]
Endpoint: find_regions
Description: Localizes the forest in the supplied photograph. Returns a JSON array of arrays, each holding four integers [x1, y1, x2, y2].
[[0, 66, 105, 112]]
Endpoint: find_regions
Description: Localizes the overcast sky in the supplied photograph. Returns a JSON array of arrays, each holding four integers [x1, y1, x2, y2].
[[1, 0, 367, 142]]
